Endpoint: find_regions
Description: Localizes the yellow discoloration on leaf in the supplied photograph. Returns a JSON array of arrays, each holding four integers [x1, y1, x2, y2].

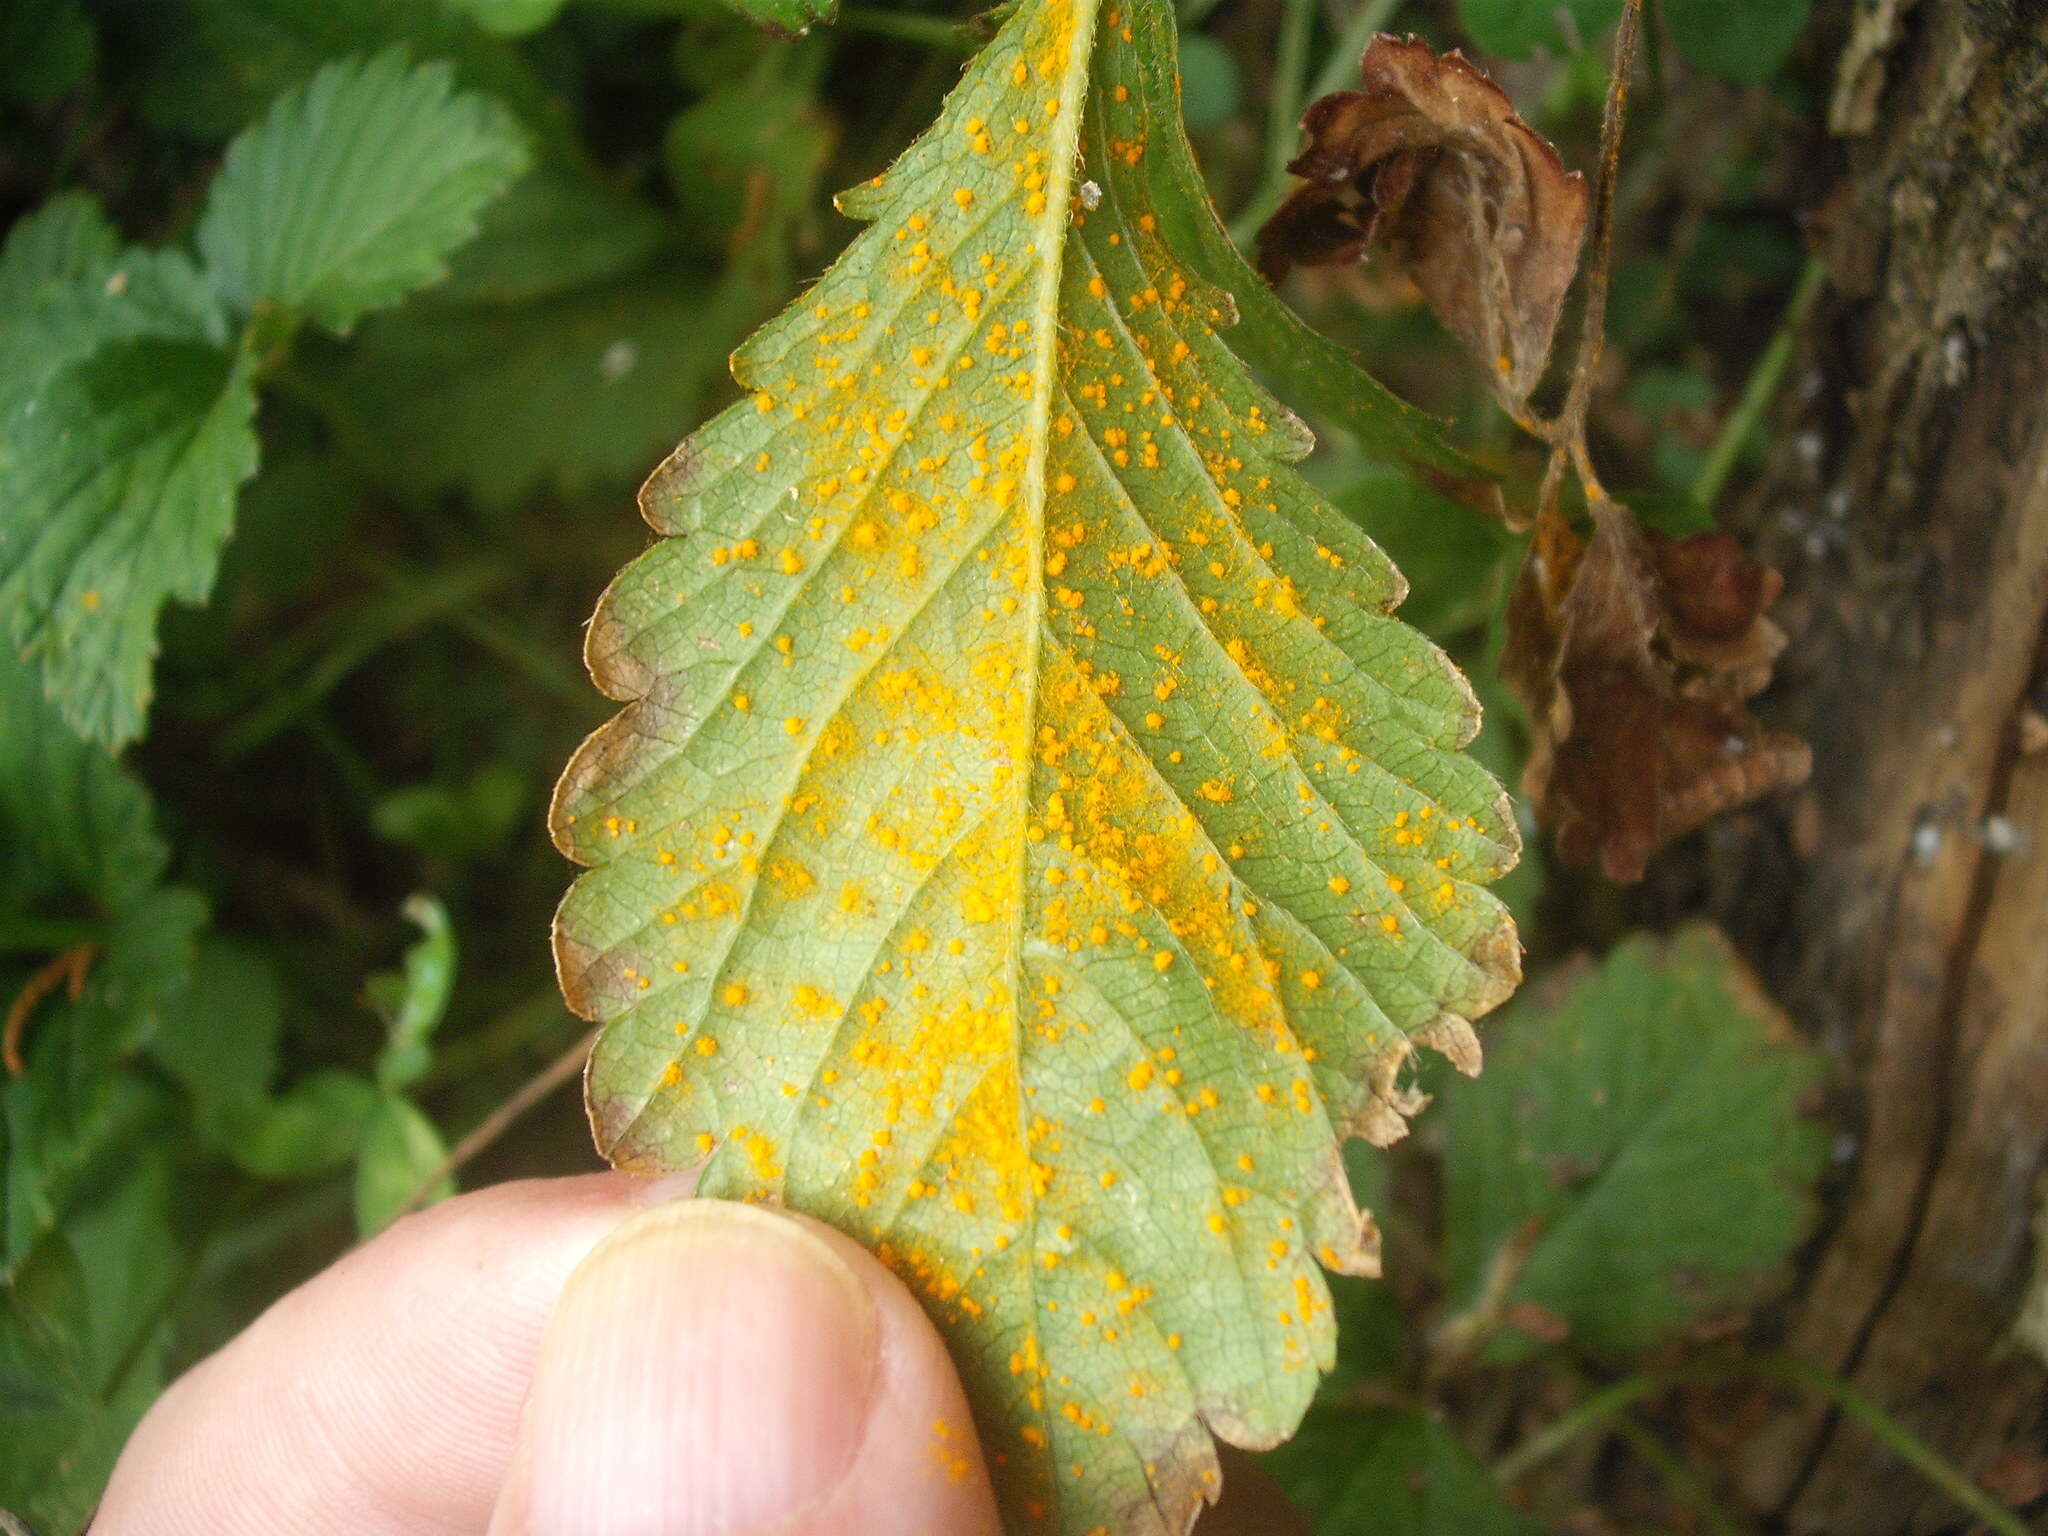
[[550, 0, 1517, 1528]]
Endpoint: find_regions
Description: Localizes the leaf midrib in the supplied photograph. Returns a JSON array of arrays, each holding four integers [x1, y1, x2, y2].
[[993, 1, 1108, 1518]]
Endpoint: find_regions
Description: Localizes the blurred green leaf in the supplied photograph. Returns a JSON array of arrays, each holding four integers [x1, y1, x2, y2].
[[438, 167, 672, 304], [1332, 467, 1518, 639], [1174, 32, 1238, 132], [3, 888, 205, 1271], [0, 650, 166, 913], [225, 1071, 382, 1179], [1624, 364, 1714, 416], [1665, 0, 1810, 83], [197, 48, 531, 334], [1625, 490, 1720, 538], [141, 0, 569, 145], [1264, 1406, 1548, 1534], [368, 895, 456, 1092], [442, 0, 573, 35], [0, 337, 260, 747], [0, 1228, 172, 1533], [665, 79, 835, 258], [330, 267, 734, 509], [0, 195, 115, 320], [149, 938, 282, 1137], [720, 0, 836, 37], [1456, 0, 1621, 59], [1680, 217, 1804, 306], [353, 1094, 452, 1235], [1444, 928, 1827, 1360], [0, 0, 94, 104], [373, 763, 529, 861], [0, 241, 229, 419]]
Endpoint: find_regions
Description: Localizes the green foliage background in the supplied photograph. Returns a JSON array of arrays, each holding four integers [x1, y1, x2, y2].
[[1, 0, 1832, 1529]]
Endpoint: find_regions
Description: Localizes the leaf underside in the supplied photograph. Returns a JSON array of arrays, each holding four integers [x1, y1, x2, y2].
[[551, 0, 1519, 1529]]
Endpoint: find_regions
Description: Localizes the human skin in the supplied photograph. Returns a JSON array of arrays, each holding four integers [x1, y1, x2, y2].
[[94, 1174, 1004, 1536], [93, 1172, 1311, 1535]]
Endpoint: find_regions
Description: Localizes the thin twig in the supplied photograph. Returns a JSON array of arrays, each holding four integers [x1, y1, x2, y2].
[[392, 1025, 598, 1220], [1536, 0, 1645, 520]]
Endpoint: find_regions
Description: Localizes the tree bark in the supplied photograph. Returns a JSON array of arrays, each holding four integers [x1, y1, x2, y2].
[[1700, 2, 2048, 1529]]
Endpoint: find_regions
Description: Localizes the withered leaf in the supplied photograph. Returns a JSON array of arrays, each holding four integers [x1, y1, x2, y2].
[[1504, 505, 1811, 883], [1256, 34, 1588, 409]]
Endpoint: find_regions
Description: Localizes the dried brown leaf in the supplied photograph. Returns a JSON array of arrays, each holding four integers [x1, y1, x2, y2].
[[1504, 505, 1811, 883], [1255, 34, 1589, 410]]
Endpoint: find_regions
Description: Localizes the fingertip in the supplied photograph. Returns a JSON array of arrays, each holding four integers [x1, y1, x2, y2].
[[489, 1199, 1001, 1536], [96, 1172, 659, 1536]]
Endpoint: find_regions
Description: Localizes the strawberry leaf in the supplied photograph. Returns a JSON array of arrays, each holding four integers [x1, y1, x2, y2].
[[553, 0, 1520, 1527]]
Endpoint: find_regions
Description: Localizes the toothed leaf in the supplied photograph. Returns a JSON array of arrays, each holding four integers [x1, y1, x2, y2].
[[553, 0, 1519, 1528]]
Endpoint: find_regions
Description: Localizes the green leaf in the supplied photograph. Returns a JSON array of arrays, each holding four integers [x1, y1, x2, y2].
[[552, 0, 1520, 1526], [141, 0, 569, 148], [441, 0, 571, 35], [225, 1071, 382, 1179], [437, 167, 672, 305], [1444, 928, 1827, 1360], [720, 0, 836, 38], [1263, 1406, 1548, 1535], [665, 79, 836, 261], [1331, 468, 1518, 640], [1132, 8, 1493, 490], [196, 47, 531, 334], [1456, 0, 1621, 58], [149, 937, 283, 1138], [0, 0, 95, 104], [0, 245, 228, 415], [354, 1094, 452, 1235], [330, 268, 737, 510], [1664, 0, 1810, 83], [150, 936, 384, 1179], [0, 335, 261, 747], [3, 887, 206, 1272], [0, 648, 167, 913], [1175, 34, 1239, 133], [0, 1228, 172, 1533], [0, 194, 117, 322], [372, 762, 529, 860], [367, 894, 456, 1092]]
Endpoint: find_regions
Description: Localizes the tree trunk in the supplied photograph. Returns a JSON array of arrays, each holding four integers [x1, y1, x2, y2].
[[1700, 2, 2048, 1529]]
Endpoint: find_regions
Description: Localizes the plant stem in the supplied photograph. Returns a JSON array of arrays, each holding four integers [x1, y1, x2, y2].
[[1226, 0, 1318, 246], [1495, 1353, 2033, 1536], [220, 558, 513, 759], [1307, 0, 1398, 104], [835, 5, 980, 50], [1494, 1371, 1664, 1483], [392, 1025, 599, 1220], [1746, 1353, 2033, 1536], [1692, 255, 1827, 513], [1536, 0, 1643, 514], [420, 985, 578, 1090], [1613, 1412, 1754, 1536]]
